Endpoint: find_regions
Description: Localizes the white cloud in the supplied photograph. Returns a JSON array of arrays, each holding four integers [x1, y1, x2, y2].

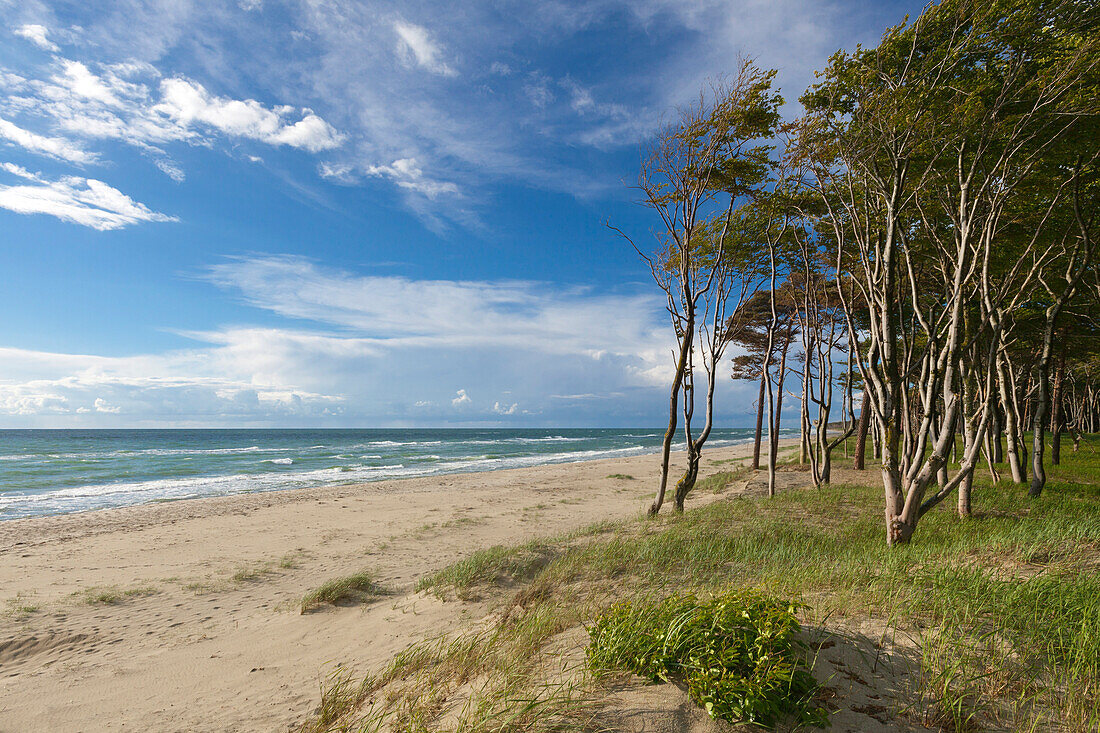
[[1, 162, 38, 180], [318, 161, 356, 183], [364, 158, 459, 199], [394, 20, 457, 76], [0, 52, 343, 179], [0, 167, 177, 230], [93, 397, 121, 413], [0, 343, 343, 422], [0, 116, 95, 164], [59, 60, 123, 106], [14, 24, 59, 52], [0, 0, 894, 225], [203, 254, 667, 362], [0, 252, 775, 426], [154, 158, 185, 182], [523, 74, 554, 108], [154, 78, 343, 152]]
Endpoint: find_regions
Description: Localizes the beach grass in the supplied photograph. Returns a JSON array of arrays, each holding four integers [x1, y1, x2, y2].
[[80, 585, 160, 605], [3, 595, 41, 618], [298, 437, 1100, 732], [694, 466, 751, 493], [416, 541, 557, 600], [300, 570, 386, 614]]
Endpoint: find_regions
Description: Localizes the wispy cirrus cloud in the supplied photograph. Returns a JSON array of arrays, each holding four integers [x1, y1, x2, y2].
[[1, 25, 343, 204], [202, 254, 667, 359], [0, 163, 176, 230], [394, 20, 457, 77], [5, 1, 895, 229], [0, 52, 343, 157], [13, 23, 58, 52], [0, 26, 344, 228], [0, 115, 95, 164]]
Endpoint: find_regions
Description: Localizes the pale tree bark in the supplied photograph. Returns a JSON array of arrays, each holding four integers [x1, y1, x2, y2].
[[854, 389, 870, 470], [998, 351, 1028, 483]]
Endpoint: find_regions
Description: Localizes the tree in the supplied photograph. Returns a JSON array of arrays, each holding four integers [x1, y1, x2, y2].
[[795, 0, 1099, 543], [617, 61, 783, 515]]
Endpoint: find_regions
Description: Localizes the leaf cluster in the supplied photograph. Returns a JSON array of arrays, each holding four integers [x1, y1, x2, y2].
[[586, 590, 825, 728]]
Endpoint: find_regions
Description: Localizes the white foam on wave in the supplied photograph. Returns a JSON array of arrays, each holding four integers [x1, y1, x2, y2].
[[357, 440, 443, 448], [0, 462, 418, 519], [0, 431, 765, 520]]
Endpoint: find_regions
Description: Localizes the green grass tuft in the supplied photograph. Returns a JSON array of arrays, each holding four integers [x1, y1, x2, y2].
[[415, 542, 555, 598], [300, 571, 385, 614], [80, 585, 159, 605], [695, 467, 751, 494]]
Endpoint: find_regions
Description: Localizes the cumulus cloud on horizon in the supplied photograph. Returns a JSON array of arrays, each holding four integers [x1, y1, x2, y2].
[[0, 254, 684, 426]]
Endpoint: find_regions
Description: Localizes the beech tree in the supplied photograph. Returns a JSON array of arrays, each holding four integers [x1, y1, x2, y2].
[[795, 0, 1099, 543], [618, 61, 782, 515]]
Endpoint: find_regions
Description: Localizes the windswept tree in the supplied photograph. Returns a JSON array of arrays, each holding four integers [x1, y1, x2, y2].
[[616, 61, 782, 516], [795, 0, 1099, 543]]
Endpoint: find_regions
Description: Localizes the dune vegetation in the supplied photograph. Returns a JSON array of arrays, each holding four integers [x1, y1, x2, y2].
[[294, 436, 1100, 732]]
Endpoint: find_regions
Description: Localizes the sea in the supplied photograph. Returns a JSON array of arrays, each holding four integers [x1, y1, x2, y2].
[[0, 428, 767, 521]]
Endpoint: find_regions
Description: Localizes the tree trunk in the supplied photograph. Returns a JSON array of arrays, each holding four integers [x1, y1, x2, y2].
[[1031, 320, 1062, 497], [931, 400, 949, 488], [882, 422, 911, 545], [651, 326, 694, 516], [958, 469, 974, 517], [992, 406, 1003, 464], [769, 333, 792, 491], [854, 390, 870, 470], [997, 353, 1026, 484], [1051, 345, 1066, 466], [672, 450, 700, 512], [673, 356, 723, 512], [958, 373, 975, 518], [752, 372, 765, 470]]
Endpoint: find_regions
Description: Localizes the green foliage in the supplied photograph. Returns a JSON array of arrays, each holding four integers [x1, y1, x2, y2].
[[586, 591, 826, 729]]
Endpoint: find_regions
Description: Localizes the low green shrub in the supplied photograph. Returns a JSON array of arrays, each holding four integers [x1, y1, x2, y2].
[[586, 590, 825, 729]]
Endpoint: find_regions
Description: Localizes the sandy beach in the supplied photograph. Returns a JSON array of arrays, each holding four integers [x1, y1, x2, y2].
[[0, 442, 784, 732]]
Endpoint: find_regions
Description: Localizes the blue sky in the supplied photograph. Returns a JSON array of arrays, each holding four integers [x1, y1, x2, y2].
[[0, 0, 919, 428]]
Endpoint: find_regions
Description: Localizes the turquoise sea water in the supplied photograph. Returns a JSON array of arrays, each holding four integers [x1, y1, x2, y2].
[[0, 428, 767, 520]]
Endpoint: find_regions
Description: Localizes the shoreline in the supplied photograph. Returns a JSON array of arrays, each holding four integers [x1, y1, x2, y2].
[[0, 434, 781, 540], [0, 440, 793, 733]]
